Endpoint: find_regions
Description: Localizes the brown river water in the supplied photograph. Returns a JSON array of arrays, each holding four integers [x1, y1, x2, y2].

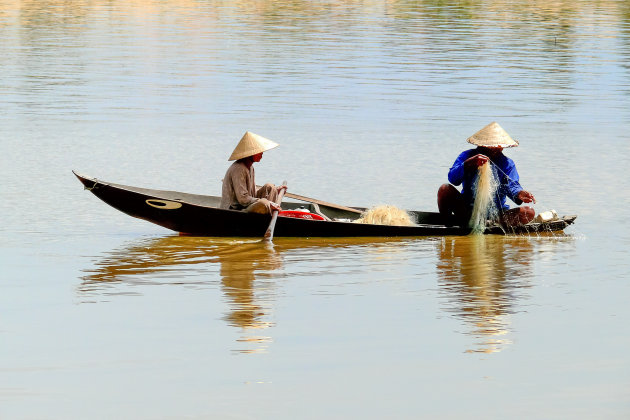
[[1, 1, 629, 419]]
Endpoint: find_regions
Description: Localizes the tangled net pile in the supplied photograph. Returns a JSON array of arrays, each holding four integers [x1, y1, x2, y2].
[[354, 205, 416, 226]]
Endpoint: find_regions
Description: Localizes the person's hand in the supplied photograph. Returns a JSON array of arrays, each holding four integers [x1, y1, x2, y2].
[[464, 154, 489, 171], [270, 202, 282, 212], [517, 190, 536, 204], [277, 184, 288, 193]]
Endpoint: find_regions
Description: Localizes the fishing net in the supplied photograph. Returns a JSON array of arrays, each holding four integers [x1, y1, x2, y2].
[[469, 162, 499, 234], [354, 205, 416, 226]]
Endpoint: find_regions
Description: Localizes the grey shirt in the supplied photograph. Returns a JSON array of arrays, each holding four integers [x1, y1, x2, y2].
[[220, 161, 259, 210]]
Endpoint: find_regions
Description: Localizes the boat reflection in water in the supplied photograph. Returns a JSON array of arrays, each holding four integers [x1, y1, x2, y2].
[[79, 235, 412, 354], [79, 236, 284, 353], [79, 232, 571, 355], [436, 234, 554, 354]]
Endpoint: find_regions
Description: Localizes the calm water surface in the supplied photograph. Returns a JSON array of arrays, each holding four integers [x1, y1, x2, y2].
[[1, 1, 629, 419]]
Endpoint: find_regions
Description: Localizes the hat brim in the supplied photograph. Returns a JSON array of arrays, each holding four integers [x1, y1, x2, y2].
[[466, 122, 519, 148], [228, 131, 279, 161]]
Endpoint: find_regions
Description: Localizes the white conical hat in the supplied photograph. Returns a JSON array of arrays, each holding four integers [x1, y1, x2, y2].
[[228, 131, 279, 161], [466, 122, 519, 148]]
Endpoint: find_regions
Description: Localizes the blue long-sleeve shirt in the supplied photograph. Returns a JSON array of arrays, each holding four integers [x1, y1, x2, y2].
[[448, 148, 523, 210]]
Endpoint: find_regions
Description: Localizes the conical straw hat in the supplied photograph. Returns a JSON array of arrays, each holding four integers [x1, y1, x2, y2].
[[228, 131, 279, 161], [466, 122, 519, 148]]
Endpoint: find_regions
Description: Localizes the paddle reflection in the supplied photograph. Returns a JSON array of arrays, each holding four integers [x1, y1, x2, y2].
[[436, 235, 535, 354]]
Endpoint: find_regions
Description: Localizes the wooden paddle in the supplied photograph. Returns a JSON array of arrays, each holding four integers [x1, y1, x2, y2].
[[263, 181, 287, 242], [256, 185, 362, 214]]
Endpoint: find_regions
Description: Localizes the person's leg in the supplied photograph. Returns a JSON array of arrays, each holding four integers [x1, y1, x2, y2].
[[499, 206, 535, 226], [246, 198, 273, 215], [437, 184, 458, 215], [437, 184, 470, 224], [256, 183, 278, 203]]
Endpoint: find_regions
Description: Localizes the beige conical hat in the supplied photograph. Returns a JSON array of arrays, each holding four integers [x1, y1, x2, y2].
[[466, 122, 519, 148], [228, 131, 279, 161]]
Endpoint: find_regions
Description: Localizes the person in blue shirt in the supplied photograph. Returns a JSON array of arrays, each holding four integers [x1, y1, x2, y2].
[[437, 122, 536, 227]]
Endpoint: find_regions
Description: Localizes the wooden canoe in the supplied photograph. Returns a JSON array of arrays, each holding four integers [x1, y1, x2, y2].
[[73, 171, 576, 237]]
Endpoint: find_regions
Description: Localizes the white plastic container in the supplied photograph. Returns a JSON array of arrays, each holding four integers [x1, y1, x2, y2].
[[535, 209, 558, 223]]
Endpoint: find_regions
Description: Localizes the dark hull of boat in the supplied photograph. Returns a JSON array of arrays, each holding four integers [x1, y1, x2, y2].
[[73, 172, 576, 237]]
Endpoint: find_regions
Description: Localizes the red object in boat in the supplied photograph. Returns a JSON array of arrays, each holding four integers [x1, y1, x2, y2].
[[278, 210, 325, 221]]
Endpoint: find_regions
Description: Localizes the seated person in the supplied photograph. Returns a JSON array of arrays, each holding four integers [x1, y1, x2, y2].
[[220, 131, 286, 215], [437, 122, 536, 227]]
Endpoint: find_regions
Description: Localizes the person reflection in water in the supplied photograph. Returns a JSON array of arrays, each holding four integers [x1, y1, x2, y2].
[[436, 235, 534, 353], [218, 243, 283, 331], [218, 241, 284, 354]]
